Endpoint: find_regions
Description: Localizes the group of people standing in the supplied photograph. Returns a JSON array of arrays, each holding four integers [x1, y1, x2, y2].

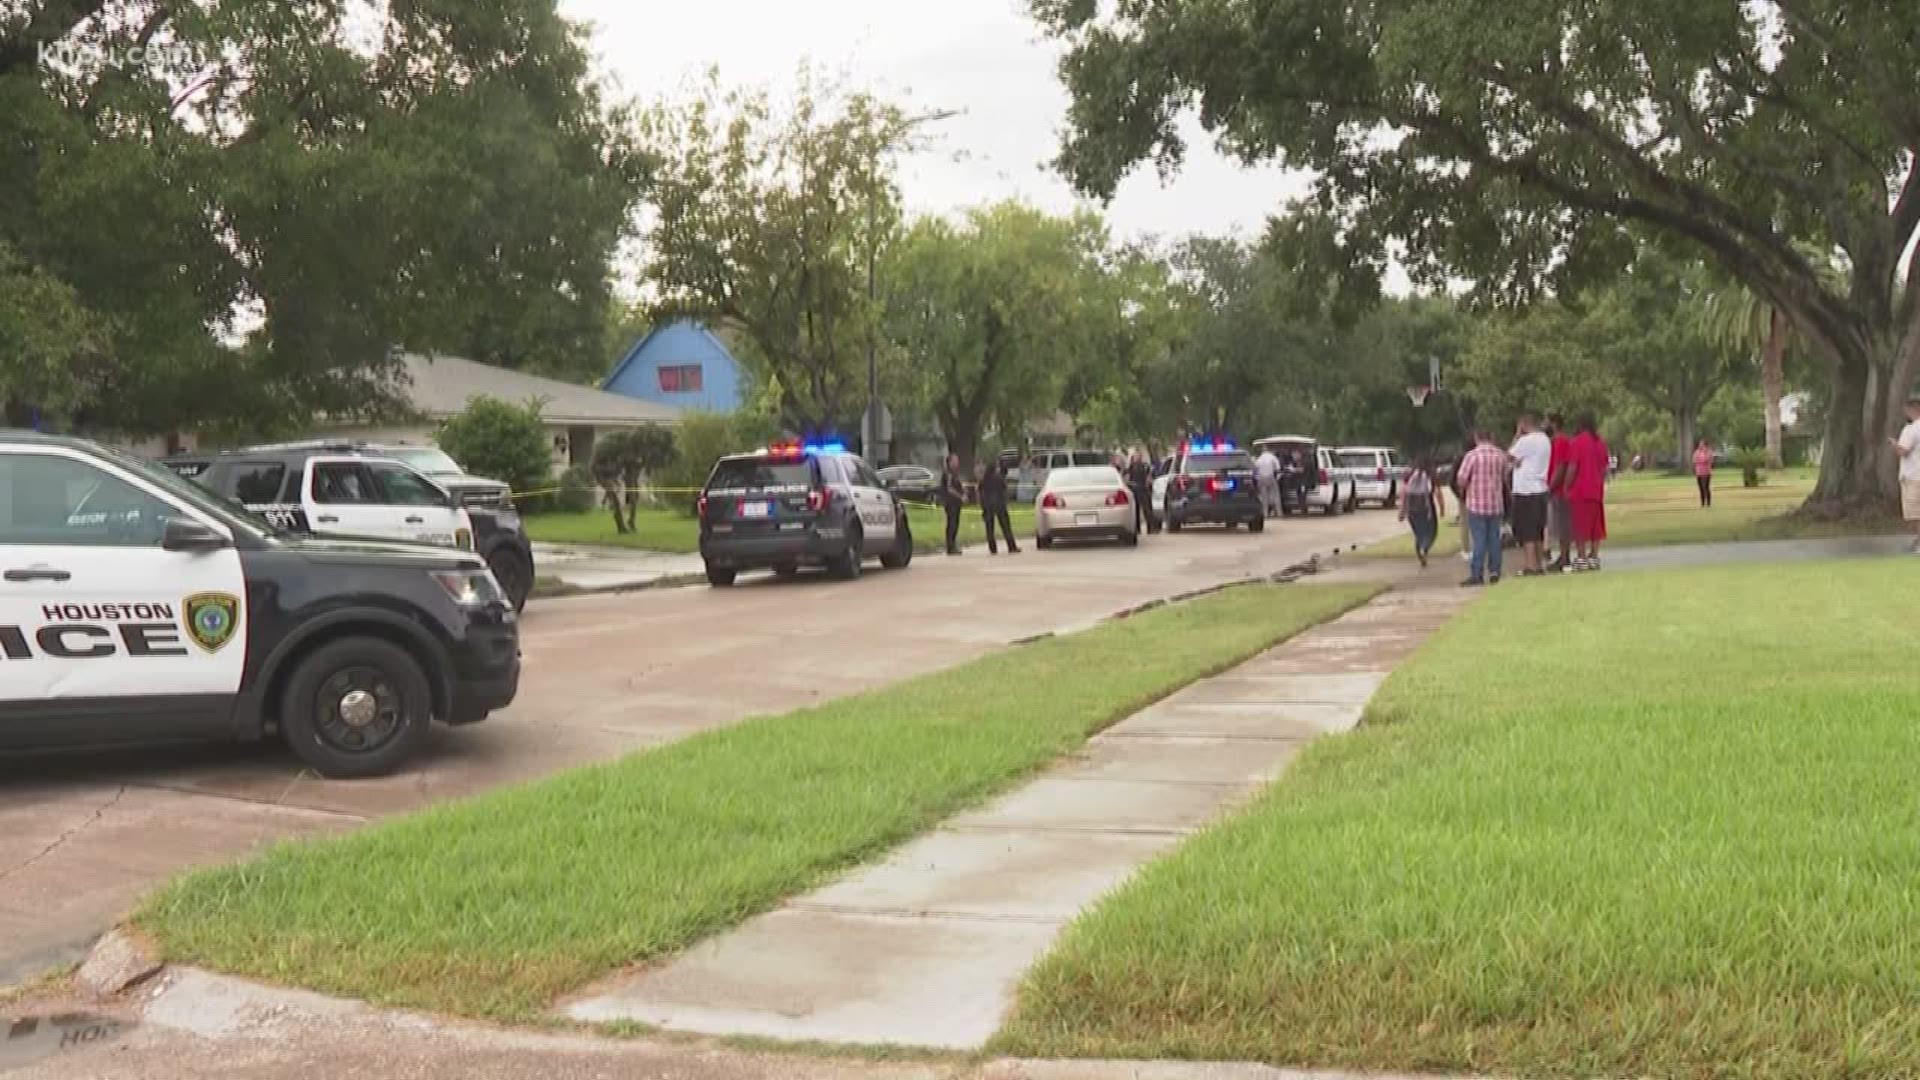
[[1398, 413, 1612, 586]]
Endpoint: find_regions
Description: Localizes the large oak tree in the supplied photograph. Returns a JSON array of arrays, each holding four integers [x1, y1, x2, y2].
[[1031, 0, 1920, 510]]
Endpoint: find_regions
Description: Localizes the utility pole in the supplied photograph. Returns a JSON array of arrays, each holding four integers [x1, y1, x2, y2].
[[864, 108, 961, 465]]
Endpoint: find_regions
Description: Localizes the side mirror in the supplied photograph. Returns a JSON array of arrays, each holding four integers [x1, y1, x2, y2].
[[162, 516, 231, 552]]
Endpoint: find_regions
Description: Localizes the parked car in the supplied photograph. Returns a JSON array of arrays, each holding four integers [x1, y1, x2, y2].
[[1334, 446, 1405, 507], [697, 441, 912, 585], [876, 464, 939, 503], [1151, 440, 1264, 532], [1015, 449, 1113, 502], [1251, 436, 1356, 515], [1035, 465, 1138, 548], [368, 443, 514, 510]]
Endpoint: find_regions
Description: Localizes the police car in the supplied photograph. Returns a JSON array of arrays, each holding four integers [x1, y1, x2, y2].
[[165, 441, 536, 611], [697, 441, 913, 585], [1152, 439, 1265, 532], [1, 432, 520, 777]]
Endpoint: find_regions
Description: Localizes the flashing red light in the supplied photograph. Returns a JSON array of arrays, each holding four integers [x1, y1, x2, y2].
[[1207, 477, 1234, 494], [806, 488, 829, 512], [1105, 490, 1130, 507], [1041, 492, 1066, 509], [766, 441, 805, 460]]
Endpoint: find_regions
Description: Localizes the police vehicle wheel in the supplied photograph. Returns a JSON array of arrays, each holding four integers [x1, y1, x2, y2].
[[706, 564, 737, 586], [1250, 515, 1265, 533], [879, 522, 913, 569], [773, 562, 800, 579], [280, 637, 432, 778], [829, 527, 863, 580], [1167, 514, 1183, 533], [1346, 487, 1360, 513], [486, 549, 532, 612]]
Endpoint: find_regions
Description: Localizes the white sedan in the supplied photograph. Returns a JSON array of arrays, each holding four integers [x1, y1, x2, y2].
[[1035, 465, 1138, 548]]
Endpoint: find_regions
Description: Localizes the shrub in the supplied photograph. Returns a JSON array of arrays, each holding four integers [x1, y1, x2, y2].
[[1733, 447, 1769, 487], [656, 412, 782, 512], [437, 396, 551, 496], [557, 464, 596, 513], [591, 425, 678, 533]]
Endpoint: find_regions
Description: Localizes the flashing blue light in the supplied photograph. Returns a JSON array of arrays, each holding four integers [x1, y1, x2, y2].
[[803, 441, 847, 455], [1185, 438, 1237, 454]]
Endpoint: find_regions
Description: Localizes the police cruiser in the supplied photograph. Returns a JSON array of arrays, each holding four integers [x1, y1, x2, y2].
[[2, 432, 520, 777], [697, 441, 913, 585], [164, 441, 536, 611], [1152, 439, 1265, 533]]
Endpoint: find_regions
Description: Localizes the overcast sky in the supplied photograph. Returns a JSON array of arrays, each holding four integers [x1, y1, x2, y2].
[[560, 0, 1314, 248]]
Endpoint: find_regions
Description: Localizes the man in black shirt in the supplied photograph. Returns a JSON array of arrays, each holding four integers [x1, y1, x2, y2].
[[1125, 450, 1157, 535], [939, 453, 967, 555], [978, 459, 1020, 554]]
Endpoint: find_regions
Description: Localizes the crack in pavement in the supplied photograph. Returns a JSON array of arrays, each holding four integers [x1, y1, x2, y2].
[[0, 785, 126, 883]]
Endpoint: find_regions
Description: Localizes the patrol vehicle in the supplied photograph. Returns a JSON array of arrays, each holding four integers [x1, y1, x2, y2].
[[165, 441, 536, 611], [697, 441, 913, 585], [1152, 439, 1265, 532], [2, 432, 520, 777]]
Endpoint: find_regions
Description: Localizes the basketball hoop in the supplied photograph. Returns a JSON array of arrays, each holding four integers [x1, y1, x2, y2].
[[1407, 385, 1433, 408]]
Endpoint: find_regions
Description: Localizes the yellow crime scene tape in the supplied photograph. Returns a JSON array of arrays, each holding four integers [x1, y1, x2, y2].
[[506, 485, 1016, 517]]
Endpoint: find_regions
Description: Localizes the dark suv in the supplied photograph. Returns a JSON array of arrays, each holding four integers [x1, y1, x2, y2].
[[1157, 441, 1264, 532], [697, 442, 914, 585]]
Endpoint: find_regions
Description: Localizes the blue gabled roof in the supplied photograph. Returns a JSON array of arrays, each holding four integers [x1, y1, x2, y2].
[[602, 319, 740, 390]]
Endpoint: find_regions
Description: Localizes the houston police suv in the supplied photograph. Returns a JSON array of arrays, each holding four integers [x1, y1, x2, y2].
[[697, 440, 914, 585], [1152, 438, 1265, 532], [1, 432, 519, 777]]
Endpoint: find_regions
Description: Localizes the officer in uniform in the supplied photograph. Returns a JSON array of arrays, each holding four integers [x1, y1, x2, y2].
[[978, 458, 1020, 555], [1125, 449, 1157, 535], [939, 453, 967, 555]]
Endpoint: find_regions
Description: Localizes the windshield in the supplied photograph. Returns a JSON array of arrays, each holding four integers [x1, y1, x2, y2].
[[1184, 452, 1254, 473], [94, 445, 280, 539], [383, 446, 464, 475], [1336, 451, 1382, 469], [1049, 466, 1123, 488], [707, 457, 813, 491]]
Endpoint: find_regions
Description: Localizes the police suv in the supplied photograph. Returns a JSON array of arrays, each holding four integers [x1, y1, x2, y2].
[[1152, 439, 1265, 532], [697, 441, 913, 585], [1, 432, 520, 777], [166, 441, 536, 611]]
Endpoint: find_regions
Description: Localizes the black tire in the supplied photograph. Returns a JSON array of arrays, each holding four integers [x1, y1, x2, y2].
[[1347, 487, 1360, 513], [1167, 513, 1183, 533], [880, 515, 913, 569], [773, 562, 800, 579], [279, 636, 433, 779], [485, 548, 532, 612], [1122, 529, 1139, 547], [829, 526, 863, 580], [706, 563, 737, 586], [1250, 515, 1265, 533], [1385, 483, 1399, 509], [1037, 534, 1054, 549], [1224, 519, 1239, 531]]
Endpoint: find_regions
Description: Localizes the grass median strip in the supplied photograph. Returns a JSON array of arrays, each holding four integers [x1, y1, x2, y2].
[[996, 559, 1920, 1080], [138, 580, 1378, 1020]]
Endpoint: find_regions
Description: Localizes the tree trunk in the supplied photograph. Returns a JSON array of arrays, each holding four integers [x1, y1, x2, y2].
[[1761, 308, 1786, 469], [1675, 408, 1695, 474], [1808, 350, 1896, 511]]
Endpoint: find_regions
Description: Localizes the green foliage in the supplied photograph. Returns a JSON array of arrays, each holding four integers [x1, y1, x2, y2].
[[590, 425, 678, 534], [654, 412, 781, 513], [1733, 447, 1769, 487], [1029, 0, 1920, 506], [557, 464, 597, 514], [1700, 383, 1767, 453], [0, 0, 644, 433], [437, 397, 553, 496]]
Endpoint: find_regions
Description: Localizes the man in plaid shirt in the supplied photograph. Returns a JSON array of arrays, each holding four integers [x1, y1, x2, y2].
[[1454, 428, 1511, 586]]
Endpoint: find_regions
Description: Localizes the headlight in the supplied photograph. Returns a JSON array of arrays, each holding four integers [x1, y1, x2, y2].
[[430, 568, 504, 607]]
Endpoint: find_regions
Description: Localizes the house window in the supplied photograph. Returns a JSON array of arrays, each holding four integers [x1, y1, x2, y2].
[[658, 364, 704, 393]]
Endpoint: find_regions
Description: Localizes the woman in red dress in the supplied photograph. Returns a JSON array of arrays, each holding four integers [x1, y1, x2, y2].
[[1567, 414, 1610, 571]]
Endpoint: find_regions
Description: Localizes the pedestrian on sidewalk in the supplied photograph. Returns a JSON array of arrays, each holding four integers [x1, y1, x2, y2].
[[978, 458, 1020, 555], [939, 453, 966, 555], [1398, 454, 1445, 568], [1545, 413, 1574, 572], [1454, 429, 1511, 587], [1255, 444, 1281, 518], [1568, 414, 1611, 570], [1891, 397, 1920, 553], [1125, 449, 1157, 535], [1693, 439, 1715, 508], [1508, 413, 1552, 576]]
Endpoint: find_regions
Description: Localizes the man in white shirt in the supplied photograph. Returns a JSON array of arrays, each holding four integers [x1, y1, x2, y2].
[[1891, 397, 1920, 552], [1507, 413, 1553, 575], [1254, 447, 1281, 518]]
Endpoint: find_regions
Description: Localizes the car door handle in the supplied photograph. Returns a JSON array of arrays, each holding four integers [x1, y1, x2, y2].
[[404, 515, 424, 524], [316, 515, 339, 524], [5, 567, 71, 583]]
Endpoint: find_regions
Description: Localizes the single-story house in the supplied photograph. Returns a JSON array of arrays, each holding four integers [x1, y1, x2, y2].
[[315, 353, 680, 472], [603, 320, 748, 414]]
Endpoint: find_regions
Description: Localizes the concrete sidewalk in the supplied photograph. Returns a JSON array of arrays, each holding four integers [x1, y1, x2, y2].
[[563, 586, 1471, 1050], [530, 541, 705, 592]]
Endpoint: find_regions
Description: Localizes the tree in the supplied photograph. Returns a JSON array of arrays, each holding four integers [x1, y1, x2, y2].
[[1453, 307, 1622, 436], [1, 0, 644, 434], [1697, 248, 1850, 468], [436, 397, 554, 497], [1031, 0, 1920, 511], [637, 73, 910, 432], [590, 425, 677, 533], [884, 202, 1108, 467]]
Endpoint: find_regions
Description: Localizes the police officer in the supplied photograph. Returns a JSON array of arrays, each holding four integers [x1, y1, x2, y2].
[[1125, 449, 1157, 535], [978, 458, 1020, 555], [939, 453, 967, 555]]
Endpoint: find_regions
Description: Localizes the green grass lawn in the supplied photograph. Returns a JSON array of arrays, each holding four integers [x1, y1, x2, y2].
[[997, 559, 1920, 1080], [525, 502, 1037, 555], [138, 581, 1378, 1020], [1364, 467, 1897, 559]]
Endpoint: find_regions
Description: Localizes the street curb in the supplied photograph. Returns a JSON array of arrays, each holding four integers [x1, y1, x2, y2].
[[1008, 554, 1331, 646]]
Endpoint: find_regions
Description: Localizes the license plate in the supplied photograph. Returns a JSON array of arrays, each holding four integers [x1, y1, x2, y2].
[[1075, 512, 1098, 526], [738, 501, 771, 519]]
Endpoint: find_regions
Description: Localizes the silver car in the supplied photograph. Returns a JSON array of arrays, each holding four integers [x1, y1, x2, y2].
[[1035, 465, 1138, 548]]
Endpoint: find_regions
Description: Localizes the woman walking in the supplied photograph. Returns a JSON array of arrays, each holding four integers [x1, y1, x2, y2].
[[1692, 438, 1714, 507], [1568, 415, 1610, 571], [1398, 455, 1445, 567]]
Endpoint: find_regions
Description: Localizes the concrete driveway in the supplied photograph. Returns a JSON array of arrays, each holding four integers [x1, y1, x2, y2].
[[0, 511, 1400, 986]]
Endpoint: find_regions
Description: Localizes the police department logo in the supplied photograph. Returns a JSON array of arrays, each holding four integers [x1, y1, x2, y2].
[[182, 592, 240, 653]]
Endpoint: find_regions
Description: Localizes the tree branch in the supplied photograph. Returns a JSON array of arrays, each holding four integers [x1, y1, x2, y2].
[[0, 0, 111, 76]]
